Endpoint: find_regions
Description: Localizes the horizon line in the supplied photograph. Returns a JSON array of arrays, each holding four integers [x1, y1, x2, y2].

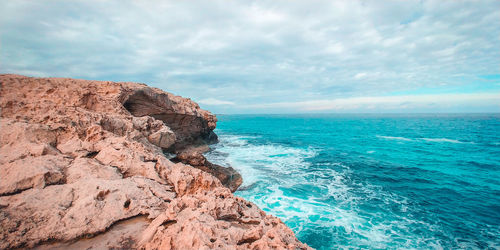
[[214, 112, 500, 115]]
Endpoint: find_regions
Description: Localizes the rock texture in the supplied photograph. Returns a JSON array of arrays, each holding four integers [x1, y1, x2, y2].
[[0, 74, 309, 249], [172, 145, 243, 192]]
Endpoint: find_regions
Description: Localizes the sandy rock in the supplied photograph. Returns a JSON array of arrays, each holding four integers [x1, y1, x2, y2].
[[174, 146, 243, 192], [148, 126, 176, 149], [121, 86, 218, 148], [0, 155, 69, 195], [0, 119, 59, 164], [35, 216, 151, 250], [0, 74, 309, 249], [0, 177, 174, 248], [142, 188, 308, 250], [65, 157, 123, 183]]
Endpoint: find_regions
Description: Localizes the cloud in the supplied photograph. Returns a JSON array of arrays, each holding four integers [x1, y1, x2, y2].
[[244, 92, 500, 112], [354, 73, 367, 79], [197, 98, 235, 106], [1, 0, 499, 113]]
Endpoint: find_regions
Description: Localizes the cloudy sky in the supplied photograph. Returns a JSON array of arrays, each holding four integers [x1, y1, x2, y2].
[[1, 0, 499, 113]]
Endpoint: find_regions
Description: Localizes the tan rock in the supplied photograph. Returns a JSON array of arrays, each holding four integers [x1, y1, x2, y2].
[[174, 146, 243, 192], [148, 126, 176, 149], [0, 155, 69, 195], [142, 188, 308, 249], [121, 86, 218, 148], [0, 177, 174, 248], [0, 74, 309, 249]]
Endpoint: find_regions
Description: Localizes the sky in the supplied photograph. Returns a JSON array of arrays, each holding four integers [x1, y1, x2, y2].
[[1, 0, 499, 114]]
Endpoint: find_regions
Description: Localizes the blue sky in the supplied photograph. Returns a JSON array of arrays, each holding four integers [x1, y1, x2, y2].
[[1, 0, 499, 113]]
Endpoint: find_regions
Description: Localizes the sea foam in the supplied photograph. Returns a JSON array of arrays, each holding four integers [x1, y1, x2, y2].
[[376, 135, 413, 141], [420, 138, 464, 143], [207, 114, 500, 249], [206, 132, 453, 249], [377, 135, 470, 144]]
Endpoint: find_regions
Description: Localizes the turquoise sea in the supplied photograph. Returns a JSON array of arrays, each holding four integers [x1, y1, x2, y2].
[[205, 114, 500, 249]]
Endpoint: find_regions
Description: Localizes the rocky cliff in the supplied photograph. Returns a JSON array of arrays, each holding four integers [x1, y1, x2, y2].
[[0, 75, 309, 249]]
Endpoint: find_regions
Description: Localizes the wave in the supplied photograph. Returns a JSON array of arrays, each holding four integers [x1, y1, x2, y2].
[[205, 134, 316, 187], [206, 133, 456, 249], [376, 135, 413, 141], [377, 135, 471, 144], [420, 138, 467, 144]]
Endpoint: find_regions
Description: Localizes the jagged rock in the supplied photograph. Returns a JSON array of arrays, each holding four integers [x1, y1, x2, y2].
[[0, 177, 175, 248], [121, 87, 218, 148], [0, 74, 309, 249], [35, 216, 151, 250], [0, 154, 69, 195], [148, 126, 176, 149], [142, 188, 306, 249], [174, 146, 243, 192]]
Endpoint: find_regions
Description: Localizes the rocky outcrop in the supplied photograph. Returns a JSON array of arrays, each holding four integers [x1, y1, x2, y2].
[[172, 145, 243, 192], [0, 75, 309, 249], [121, 86, 218, 149]]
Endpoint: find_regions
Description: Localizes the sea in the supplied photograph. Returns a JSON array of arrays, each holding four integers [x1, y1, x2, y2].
[[204, 114, 500, 249]]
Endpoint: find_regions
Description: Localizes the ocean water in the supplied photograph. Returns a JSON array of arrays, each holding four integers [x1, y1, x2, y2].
[[205, 114, 500, 249]]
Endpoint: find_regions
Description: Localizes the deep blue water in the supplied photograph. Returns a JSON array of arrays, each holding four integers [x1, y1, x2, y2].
[[205, 114, 500, 249]]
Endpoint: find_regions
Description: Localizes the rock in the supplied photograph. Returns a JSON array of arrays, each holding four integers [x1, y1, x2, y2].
[[0, 177, 174, 248], [173, 146, 243, 192], [121, 87, 218, 148], [148, 126, 176, 149], [35, 216, 151, 250], [0, 74, 309, 249], [142, 188, 306, 249], [0, 155, 69, 195]]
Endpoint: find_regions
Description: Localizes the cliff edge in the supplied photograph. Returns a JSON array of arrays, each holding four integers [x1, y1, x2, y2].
[[0, 75, 309, 249]]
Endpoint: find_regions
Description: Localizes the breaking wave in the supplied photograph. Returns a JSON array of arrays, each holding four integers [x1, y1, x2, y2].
[[205, 133, 481, 249], [377, 135, 472, 144]]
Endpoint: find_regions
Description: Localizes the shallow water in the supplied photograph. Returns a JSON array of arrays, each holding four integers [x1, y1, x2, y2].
[[205, 114, 500, 249]]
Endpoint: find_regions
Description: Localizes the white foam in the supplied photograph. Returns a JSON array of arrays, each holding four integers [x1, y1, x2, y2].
[[376, 135, 413, 141], [206, 132, 454, 249], [420, 138, 464, 143], [206, 134, 316, 187], [377, 135, 472, 144]]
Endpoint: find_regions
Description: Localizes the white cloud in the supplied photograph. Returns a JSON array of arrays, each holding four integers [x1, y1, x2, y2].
[[0, 0, 499, 113], [197, 98, 235, 106], [325, 42, 344, 54], [245, 93, 500, 112], [354, 73, 367, 79]]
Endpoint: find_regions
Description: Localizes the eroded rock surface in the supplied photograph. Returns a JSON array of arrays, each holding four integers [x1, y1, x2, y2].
[[0, 75, 309, 249], [173, 145, 243, 193]]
